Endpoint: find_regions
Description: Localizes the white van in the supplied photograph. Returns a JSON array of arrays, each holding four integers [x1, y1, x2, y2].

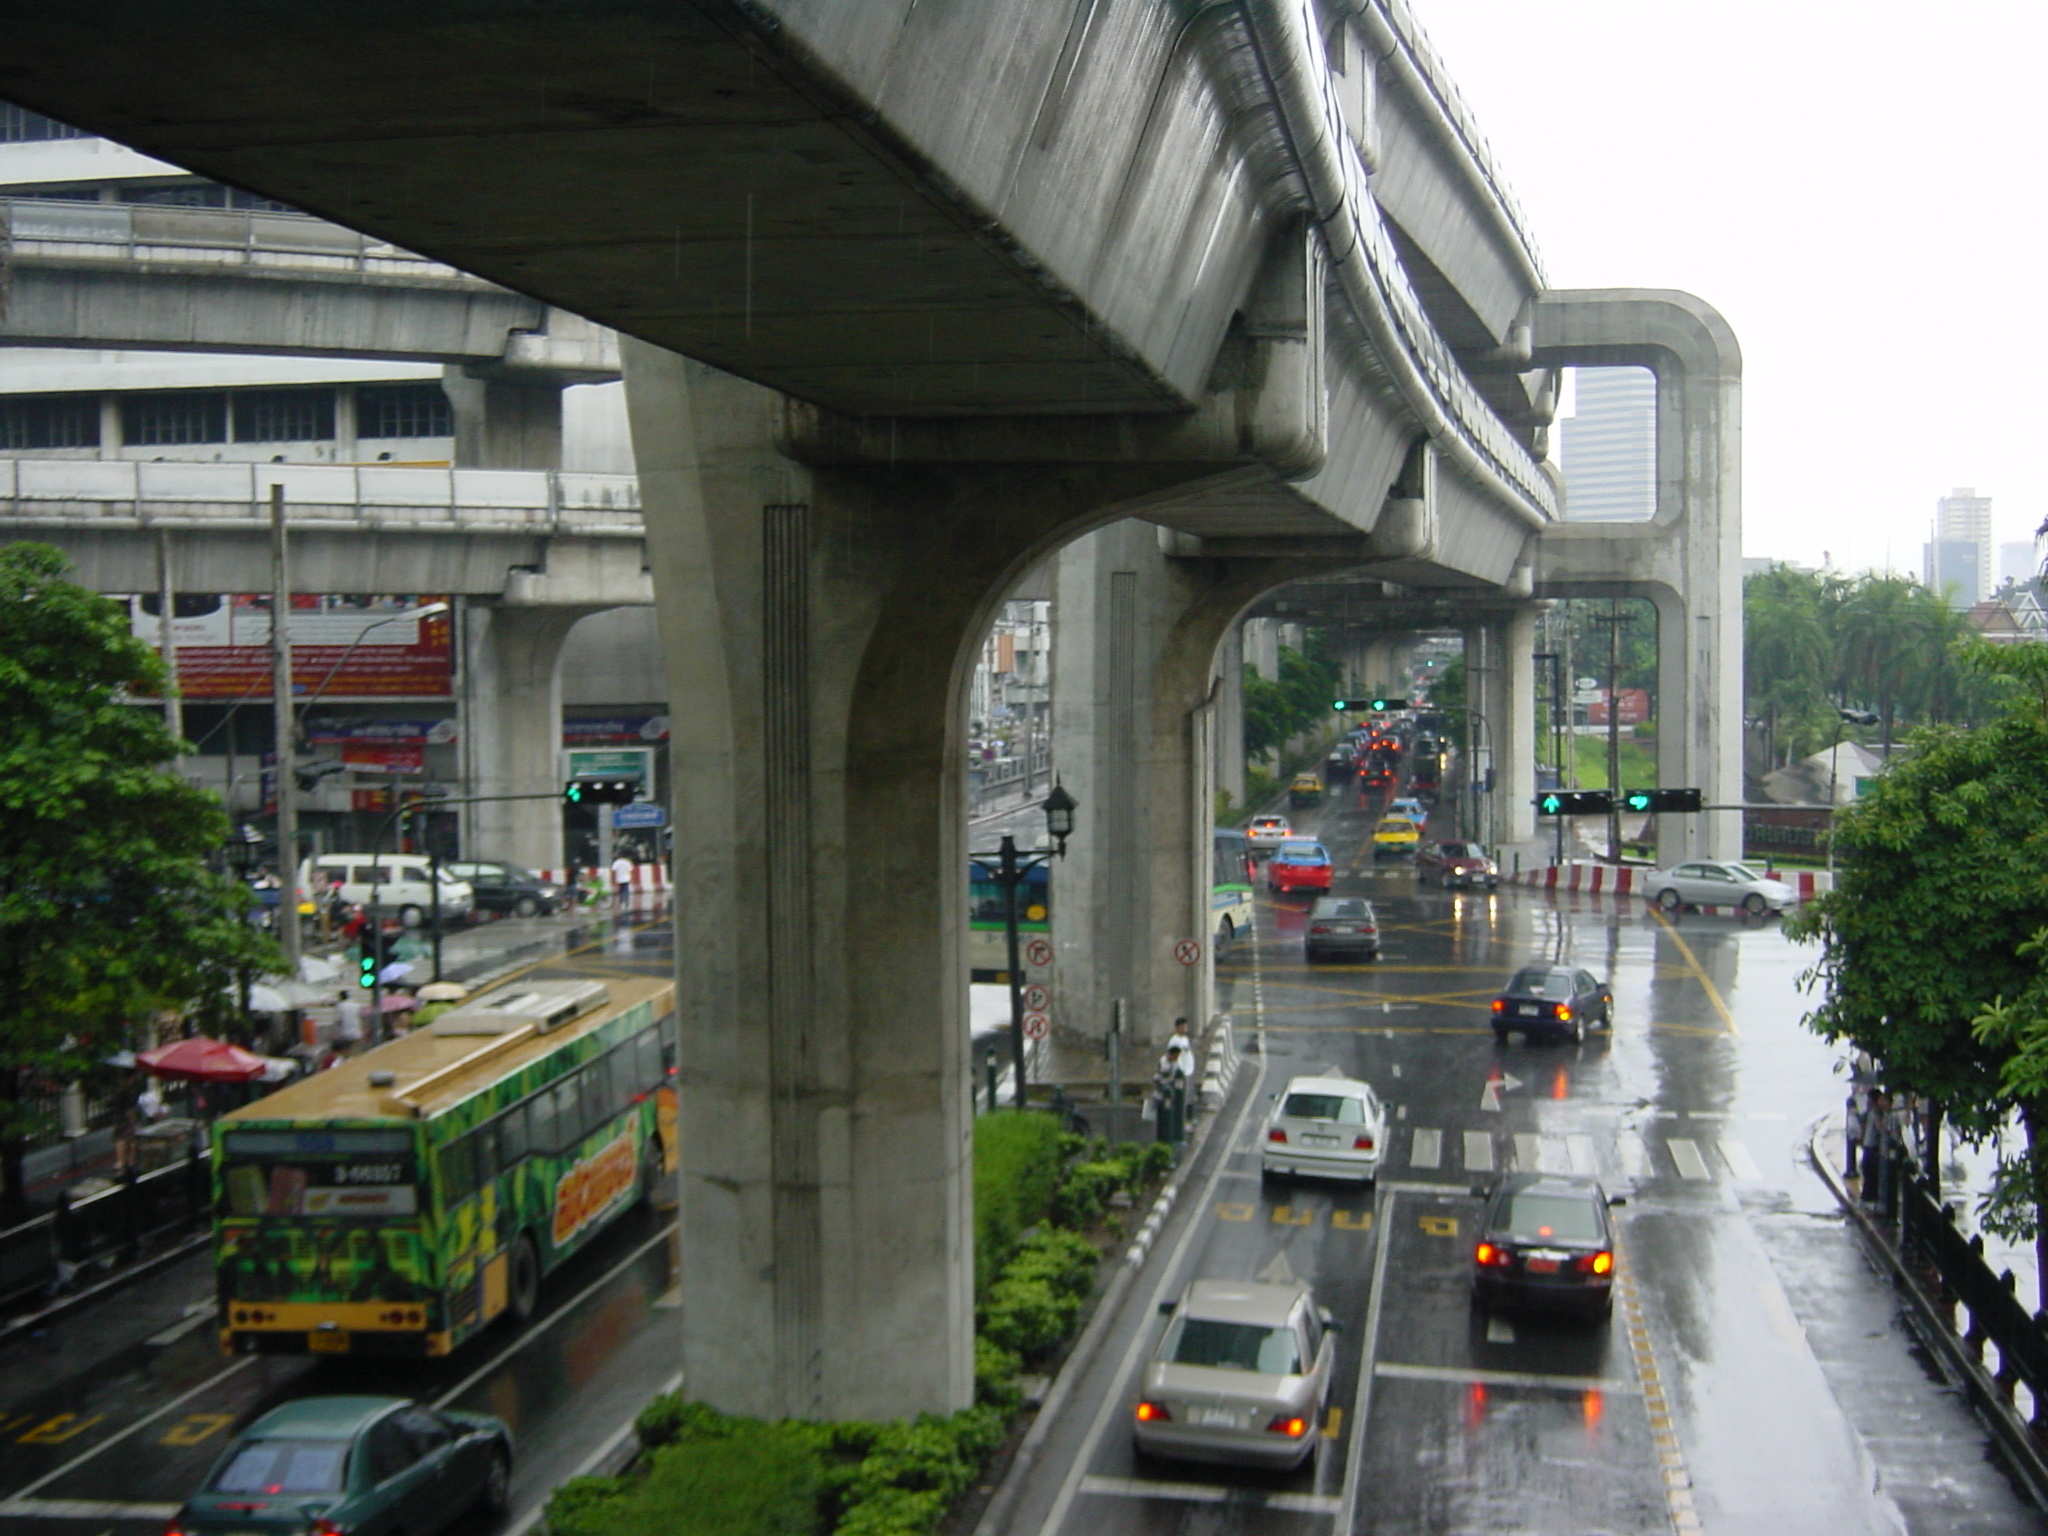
[[300, 854, 474, 926]]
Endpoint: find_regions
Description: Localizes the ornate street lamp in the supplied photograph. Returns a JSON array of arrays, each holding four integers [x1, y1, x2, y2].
[[975, 782, 1079, 1110]]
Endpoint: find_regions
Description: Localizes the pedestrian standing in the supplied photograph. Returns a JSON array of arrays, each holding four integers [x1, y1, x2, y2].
[[1843, 1080, 1867, 1181], [333, 989, 364, 1058], [1861, 1089, 1890, 1202], [611, 850, 635, 909]]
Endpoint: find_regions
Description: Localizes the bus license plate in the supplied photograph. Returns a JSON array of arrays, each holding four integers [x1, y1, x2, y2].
[[307, 1330, 351, 1354]]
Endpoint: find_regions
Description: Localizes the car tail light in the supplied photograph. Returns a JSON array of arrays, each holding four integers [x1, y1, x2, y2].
[[1555, 1005, 1573, 1021], [1353, 1135, 1375, 1151], [1268, 1128, 1288, 1144], [1474, 1242, 1510, 1268], [1135, 1400, 1169, 1423], [1581, 1251, 1614, 1276], [312, 1522, 351, 1536], [1309, 924, 1331, 935], [1490, 999, 1505, 1013], [1266, 1414, 1309, 1438]]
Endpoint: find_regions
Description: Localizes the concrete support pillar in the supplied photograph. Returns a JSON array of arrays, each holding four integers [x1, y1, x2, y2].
[[1496, 607, 1538, 845], [1214, 627, 1246, 815], [444, 368, 566, 470], [1244, 617, 1281, 682], [1461, 627, 1496, 846], [1532, 290, 1743, 862], [622, 343, 1212, 1422], [462, 603, 591, 869]]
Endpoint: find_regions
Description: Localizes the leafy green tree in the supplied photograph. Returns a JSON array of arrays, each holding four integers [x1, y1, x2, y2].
[[1743, 566, 1831, 766], [0, 542, 279, 1218], [1788, 643, 2048, 1301], [1241, 632, 1343, 763], [1833, 575, 1949, 750]]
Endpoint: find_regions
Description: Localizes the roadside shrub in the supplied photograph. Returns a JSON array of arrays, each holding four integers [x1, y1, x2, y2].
[[981, 1273, 1073, 1358], [1049, 1159, 1121, 1228], [1001, 1227, 1098, 1301], [972, 1111, 1063, 1294], [543, 1426, 820, 1536], [635, 1393, 744, 1450], [975, 1335, 1022, 1410], [543, 1475, 632, 1536]]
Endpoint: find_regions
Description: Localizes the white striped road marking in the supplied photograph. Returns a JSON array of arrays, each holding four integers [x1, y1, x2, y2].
[[1464, 1131, 1494, 1172], [1485, 1315, 1516, 1344], [1718, 1139, 1762, 1181], [1077, 1477, 1339, 1515], [1617, 1132, 1651, 1178], [1567, 1134, 1599, 1175], [1373, 1362, 1640, 1395], [0, 1501, 180, 1520], [1667, 1138, 1712, 1180], [1512, 1132, 1543, 1171], [1410, 1128, 1442, 1169]]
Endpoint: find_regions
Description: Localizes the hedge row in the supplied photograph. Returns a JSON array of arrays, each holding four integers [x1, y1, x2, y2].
[[544, 1120, 1174, 1536]]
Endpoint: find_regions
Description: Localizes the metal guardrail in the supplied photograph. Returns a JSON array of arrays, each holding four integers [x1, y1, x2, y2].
[[0, 458, 644, 536], [0, 1152, 211, 1309], [1, 197, 472, 282]]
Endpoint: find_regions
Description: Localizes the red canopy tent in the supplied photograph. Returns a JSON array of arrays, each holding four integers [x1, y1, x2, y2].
[[137, 1036, 268, 1083]]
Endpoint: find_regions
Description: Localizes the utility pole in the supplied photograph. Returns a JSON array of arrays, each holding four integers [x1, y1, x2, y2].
[[157, 530, 183, 766], [269, 483, 301, 976], [1585, 601, 1633, 865]]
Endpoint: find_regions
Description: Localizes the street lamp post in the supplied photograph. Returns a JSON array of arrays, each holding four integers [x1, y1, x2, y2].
[[1826, 708, 1879, 870], [978, 783, 1077, 1111], [222, 824, 263, 1039]]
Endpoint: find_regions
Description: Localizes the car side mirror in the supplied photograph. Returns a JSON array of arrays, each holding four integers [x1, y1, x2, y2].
[[1470, 1182, 1490, 1198], [1158, 1300, 1177, 1315], [1608, 1195, 1628, 1207]]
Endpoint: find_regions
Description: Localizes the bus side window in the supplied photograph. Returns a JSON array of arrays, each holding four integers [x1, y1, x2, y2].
[[528, 1089, 558, 1158], [634, 1030, 662, 1094], [439, 1137, 476, 1205], [499, 1103, 530, 1168], [552, 1074, 585, 1152], [607, 1048, 636, 1117], [473, 1123, 501, 1186]]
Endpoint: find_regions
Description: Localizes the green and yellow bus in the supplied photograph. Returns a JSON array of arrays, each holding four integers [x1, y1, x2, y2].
[[213, 976, 676, 1358]]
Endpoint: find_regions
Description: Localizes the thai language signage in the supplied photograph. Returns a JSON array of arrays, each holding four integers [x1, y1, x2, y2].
[[126, 593, 453, 699]]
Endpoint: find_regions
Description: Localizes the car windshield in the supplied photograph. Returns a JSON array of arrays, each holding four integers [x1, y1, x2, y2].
[[1169, 1318, 1302, 1375], [1444, 843, 1482, 859], [1507, 969, 1572, 997], [1276, 844, 1325, 863], [1501, 1192, 1603, 1244], [1725, 864, 1765, 881], [1315, 899, 1370, 918], [209, 1438, 350, 1494], [1282, 1092, 1367, 1123]]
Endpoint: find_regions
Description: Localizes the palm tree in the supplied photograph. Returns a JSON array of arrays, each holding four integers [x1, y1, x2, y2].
[[1744, 566, 1831, 765]]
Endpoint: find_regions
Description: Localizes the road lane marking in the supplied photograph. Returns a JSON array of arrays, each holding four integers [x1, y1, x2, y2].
[[1373, 1361, 1641, 1394], [1076, 1476, 1339, 1515], [1464, 1131, 1494, 1172], [0, 1358, 255, 1504], [1618, 1132, 1651, 1178], [1485, 1315, 1515, 1344], [1417, 1215, 1458, 1238], [1409, 1128, 1442, 1169], [1648, 909, 1738, 1035], [143, 1303, 217, 1348], [1718, 1140, 1762, 1181], [1272, 1206, 1313, 1226], [1216, 1202, 1254, 1221], [1567, 1134, 1599, 1175], [1034, 976, 1273, 1536], [1335, 1185, 1400, 1530], [1512, 1133, 1543, 1171], [1667, 1138, 1712, 1180], [1330, 1209, 1372, 1231], [1323, 1406, 1343, 1439], [0, 1499, 179, 1520]]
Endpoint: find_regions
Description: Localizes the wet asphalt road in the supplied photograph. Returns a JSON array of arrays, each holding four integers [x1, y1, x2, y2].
[[0, 911, 681, 1536], [1008, 782, 2048, 1535]]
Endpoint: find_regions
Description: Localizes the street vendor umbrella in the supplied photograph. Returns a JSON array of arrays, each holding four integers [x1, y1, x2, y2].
[[379, 992, 420, 1013], [415, 982, 468, 1003], [137, 1036, 268, 1083]]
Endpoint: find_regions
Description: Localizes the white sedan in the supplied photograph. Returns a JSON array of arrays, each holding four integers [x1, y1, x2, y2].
[[1644, 860, 1795, 915], [1246, 815, 1293, 853], [1260, 1075, 1386, 1184]]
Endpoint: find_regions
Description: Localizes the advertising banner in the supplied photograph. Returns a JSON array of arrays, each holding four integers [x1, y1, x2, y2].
[[126, 593, 454, 700]]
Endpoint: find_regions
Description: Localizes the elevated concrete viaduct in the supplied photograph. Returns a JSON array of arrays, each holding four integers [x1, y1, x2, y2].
[[0, 0, 1733, 1419]]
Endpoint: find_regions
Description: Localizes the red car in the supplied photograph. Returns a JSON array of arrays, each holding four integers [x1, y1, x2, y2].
[[1267, 840, 1333, 895]]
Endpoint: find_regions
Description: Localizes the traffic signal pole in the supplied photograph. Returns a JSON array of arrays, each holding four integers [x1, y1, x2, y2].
[[268, 483, 301, 979]]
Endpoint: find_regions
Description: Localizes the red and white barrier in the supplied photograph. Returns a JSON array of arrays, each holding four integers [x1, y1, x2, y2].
[[536, 863, 672, 893], [1507, 861, 1832, 905]]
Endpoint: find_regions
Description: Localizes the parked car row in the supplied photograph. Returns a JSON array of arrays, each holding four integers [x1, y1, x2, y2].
[[298, 855, 569, 927]]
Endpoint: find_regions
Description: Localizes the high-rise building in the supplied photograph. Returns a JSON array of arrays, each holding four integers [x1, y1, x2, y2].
[[1926, 541, 1981, 609], [1999, 540, 2038, 590], [1925, 487, 1992, 606], [1557, 367, 1655, 521]]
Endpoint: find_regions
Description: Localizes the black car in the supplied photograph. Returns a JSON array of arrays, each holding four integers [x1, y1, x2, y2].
[[1490, 964, 1612, 1044], [444, 860, 564, 917], [1471, 1172, 1624, 1319]]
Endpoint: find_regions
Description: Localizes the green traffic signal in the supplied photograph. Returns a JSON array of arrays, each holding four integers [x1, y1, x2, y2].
[[1624, 791, 1653, 813], [564, 780, 584, 805], [1541, 794, 1562, 815]]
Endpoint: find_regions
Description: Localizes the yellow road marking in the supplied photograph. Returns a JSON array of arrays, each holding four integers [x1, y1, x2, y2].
[[159, 1413, 234, 1447], [1216, 1202, 1255, 1222], [1331, 1209, 1372, 1231], [1649, 910, 1738, 1035], [1418, 1214, 1459, 1237], [1272, 1205, 1314, 1226], [1323, 1406, 1344, 1439]]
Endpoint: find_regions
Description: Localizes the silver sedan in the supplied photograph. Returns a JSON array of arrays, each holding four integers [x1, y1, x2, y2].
[[1133, 1278, 1337, 1469], [1644, 860, 1795, 915]]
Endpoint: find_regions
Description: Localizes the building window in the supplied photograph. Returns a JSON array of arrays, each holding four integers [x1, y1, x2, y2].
[[0, 105, 90, 143], [119, 183, 230, 208], [122, 392, 227, 446], [0, 394, 100, 450], [357, 383, 453, 440], [233, 388, 334, 443]]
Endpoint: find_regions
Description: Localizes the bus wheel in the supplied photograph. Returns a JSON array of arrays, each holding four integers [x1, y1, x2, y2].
[[508, 1234, 540, 1324]]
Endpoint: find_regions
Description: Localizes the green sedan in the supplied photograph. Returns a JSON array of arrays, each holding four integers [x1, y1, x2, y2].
[[172, 1396, 512, 1536]]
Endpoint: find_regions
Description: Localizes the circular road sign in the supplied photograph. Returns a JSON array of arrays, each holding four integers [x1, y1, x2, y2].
[[1023, 1011, 1051, 1040], [1174, 938, 1203, 967], [1023, 983, 1051, 1013], [1024, 937, 1055, 968]]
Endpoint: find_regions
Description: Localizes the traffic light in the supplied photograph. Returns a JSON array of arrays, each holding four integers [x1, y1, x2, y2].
[[1333, 698, 1409, 713], [358, 929, 382, 989], [1536, 790, 1613, 816], [564, 777, 638, 806], [1619, 788, 1704, 814]]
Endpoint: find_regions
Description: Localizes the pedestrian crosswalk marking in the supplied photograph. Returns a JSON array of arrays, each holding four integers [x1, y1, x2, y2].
[[1566, 1134, 1598, 1175], [1718, 1139, 1762, 1181], [1463, 1130, 1494, 1173], [1618, 1132, 1650, 1177], [1410, 1128, 1442, 1169], [1667, 1138, 1712, 1180]]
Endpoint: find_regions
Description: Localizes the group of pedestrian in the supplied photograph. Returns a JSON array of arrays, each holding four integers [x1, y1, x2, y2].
[[1843, 1067, 1923, 1208]]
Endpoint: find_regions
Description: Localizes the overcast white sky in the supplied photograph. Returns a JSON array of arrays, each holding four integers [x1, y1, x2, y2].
[[1417, 0, 2048, 576]]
